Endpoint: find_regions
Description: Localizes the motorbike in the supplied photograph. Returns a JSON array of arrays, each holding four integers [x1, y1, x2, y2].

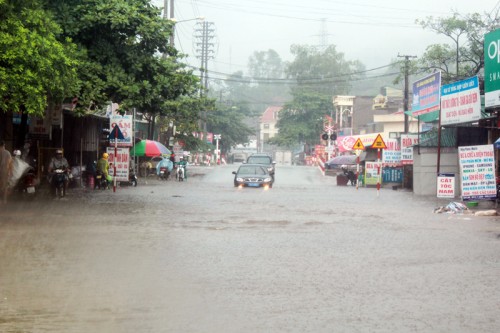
[[128, 170, 138, 187], [159, 167, 169, 180], [95, 170, 109, 190], [12, 167, 38, 199], [22, 168, 37, 196], [52, 168, 68, 198], [176, 165, 185, 182]]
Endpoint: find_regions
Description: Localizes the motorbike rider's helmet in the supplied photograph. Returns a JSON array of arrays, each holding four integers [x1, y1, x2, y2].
[[55, 149, 63, 156], [13, 149, 21, 156], [103, 153, 109, 159]]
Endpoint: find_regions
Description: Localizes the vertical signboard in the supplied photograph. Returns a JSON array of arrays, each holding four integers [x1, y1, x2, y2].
[[364, 161, 382, 186], [458, 145, 496, 200], [400, 134, 419, 165], [109, 115, 133, 147], [411, 72, 441, 116], [440, 76, 481, 125], [382, 138, 401, 166], [484, 29, 500, 108], [437, 173, 455, 198], [107, 147, 130, 182]]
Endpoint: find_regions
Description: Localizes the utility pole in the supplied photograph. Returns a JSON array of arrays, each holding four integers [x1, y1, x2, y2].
[[194, 21, 215, 94], [169, 0, 175, 46], [194, 21, 216, 138], [397, 54, 417, 133]]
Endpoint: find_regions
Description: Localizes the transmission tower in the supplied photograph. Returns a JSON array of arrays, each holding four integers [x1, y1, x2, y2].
[[318, 18, 328, 51], [193, 21, 216, 95]]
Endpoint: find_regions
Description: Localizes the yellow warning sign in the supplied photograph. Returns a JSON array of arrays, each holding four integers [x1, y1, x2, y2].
[[352, 138, 365, 150], [371, 134, 387, 149]]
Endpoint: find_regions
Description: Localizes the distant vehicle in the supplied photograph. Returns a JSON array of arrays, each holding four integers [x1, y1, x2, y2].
[[246, 153, 276, 178], [232, 152, 247, 163], [232, 164, 273, 188]]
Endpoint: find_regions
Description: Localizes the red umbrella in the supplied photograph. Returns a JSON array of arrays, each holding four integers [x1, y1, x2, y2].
[[130, 140, 171, 157]]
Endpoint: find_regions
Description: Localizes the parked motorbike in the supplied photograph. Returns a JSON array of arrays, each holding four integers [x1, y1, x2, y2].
[[52, 168, 68, 198], [128, 170, 138, 187]]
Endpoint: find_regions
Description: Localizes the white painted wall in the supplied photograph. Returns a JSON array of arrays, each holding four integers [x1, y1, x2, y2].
[[413, 147, 460, 197]]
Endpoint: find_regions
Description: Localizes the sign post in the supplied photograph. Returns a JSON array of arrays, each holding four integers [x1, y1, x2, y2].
[[484, 29, 500, 108], [371, 134, 387, 196], [214, 134, 221, 165], [109, 125, 124, 193], [352, 138, 365, 190]]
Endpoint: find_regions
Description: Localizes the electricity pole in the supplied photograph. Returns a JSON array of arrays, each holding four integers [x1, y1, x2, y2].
[[194, 21, 215, 94], [398, 54, 417, 133], [194, 21, 216, 138]]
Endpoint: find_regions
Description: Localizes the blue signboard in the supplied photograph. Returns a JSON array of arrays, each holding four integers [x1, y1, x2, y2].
[[411, 72, 441, 116], [382, 167, 403, 183]]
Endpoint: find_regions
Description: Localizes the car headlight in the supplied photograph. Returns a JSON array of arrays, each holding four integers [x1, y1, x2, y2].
[[236, 177, 244, 182], [264, 177, 272, 182]]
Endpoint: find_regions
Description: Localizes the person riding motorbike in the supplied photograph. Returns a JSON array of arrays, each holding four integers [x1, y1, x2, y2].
[[156, 155, 173, 179], [175, 156, 188, 180], [96, 152, 112, 188], [48, 149, 70, 197]]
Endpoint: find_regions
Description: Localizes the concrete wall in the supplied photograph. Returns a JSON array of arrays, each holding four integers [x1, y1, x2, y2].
[[413, 147, 460, 196]]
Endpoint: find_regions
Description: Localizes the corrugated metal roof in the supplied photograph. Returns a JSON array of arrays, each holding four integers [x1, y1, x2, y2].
[[416, 127, 457, 147]]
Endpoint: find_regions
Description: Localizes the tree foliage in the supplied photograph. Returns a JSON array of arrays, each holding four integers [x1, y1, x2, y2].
[[206, 103, 255, 155], [416, 11, 499, 83], [270, 45, 364, 147], [0, 0, 78, 116]]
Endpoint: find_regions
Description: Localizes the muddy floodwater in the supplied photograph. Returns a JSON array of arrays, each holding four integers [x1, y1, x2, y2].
[[1, 165, 499, 332]]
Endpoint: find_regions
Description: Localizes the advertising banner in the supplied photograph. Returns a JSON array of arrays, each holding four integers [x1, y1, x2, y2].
[[382, 138, 401, 166], [437, 173, 455, 198], [337, 133, 381, 152], [109, 115, 133, 147], [440, 76, 481, 125], [364, 161, 382, 186], [411, 72, 441, 116], [400, 134, 419, 165], [458, 145, 496, 200], [107, 147, 130, 182], [484, 29, 500, 108]]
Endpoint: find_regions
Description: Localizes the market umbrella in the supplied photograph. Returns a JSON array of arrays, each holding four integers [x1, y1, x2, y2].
[[494, 137, 500, 149], [130, 140, 171, 157], [326, 154, 359, 166]]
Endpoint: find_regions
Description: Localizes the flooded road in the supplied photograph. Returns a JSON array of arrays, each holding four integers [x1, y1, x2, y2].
[[1, 165, 499, 332]]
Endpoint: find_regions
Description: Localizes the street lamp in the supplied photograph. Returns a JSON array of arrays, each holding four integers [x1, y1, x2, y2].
[[169, 17, 205, 46]]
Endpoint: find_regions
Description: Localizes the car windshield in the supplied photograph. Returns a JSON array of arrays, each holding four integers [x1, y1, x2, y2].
[[247, 156, 271, 164], [238, 166, 267, 175]]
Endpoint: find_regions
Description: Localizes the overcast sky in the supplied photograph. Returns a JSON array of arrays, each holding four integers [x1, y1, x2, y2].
[[154, 0, 499, 78]]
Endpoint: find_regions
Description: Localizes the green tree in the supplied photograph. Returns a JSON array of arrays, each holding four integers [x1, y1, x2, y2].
[[45, 0, 176, 112], [416, 11, 499, 83], [248, 49, 284, 79], [45, 0, 203, 140], [270, 45, 364, 147], [0, 0, 79, 145], [206, 104, 255, 155]]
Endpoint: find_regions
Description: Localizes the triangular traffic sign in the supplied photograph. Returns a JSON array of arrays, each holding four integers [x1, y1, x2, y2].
[[371, 134, 387, 149], [109, 125, 125, 140], [352, 138, 365, 150]]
